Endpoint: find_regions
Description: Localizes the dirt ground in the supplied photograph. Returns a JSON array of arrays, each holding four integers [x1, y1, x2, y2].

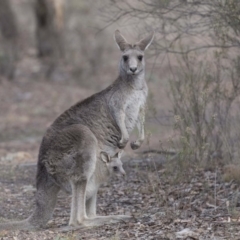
[[0, 153, 240, 240], [0, 78, 240, 240]]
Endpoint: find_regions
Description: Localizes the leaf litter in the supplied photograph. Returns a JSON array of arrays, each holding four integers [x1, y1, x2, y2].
[[0, 153, 239, 239]]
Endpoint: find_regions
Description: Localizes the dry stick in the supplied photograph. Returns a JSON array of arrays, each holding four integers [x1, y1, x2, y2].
[[214, 169, 217, 213]]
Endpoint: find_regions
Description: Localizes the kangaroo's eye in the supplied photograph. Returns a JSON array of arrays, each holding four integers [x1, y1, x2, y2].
[[113, 166, 118, 171], [138, 55, 143, 61], [123, 55, 128, 62]]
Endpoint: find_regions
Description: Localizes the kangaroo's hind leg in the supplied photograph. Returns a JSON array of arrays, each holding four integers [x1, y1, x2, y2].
[[67, 127, 98, 226], [69, 179, 88, 226]]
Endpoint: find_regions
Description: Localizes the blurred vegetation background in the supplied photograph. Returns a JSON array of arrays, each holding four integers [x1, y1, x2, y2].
[[1, 0, 240, 178]]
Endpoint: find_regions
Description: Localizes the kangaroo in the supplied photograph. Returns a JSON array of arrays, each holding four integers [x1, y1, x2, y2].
[[0, 30, 154, 230], [0, 149, 125, 231], [83, 150, 126, 221]]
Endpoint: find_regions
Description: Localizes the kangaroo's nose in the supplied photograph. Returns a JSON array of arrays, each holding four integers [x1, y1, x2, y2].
[[121, 168, 126, 176], [130, 67, 137, 73]]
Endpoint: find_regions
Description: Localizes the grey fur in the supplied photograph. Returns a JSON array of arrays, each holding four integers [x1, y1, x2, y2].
[[0, 30, 154, 230]]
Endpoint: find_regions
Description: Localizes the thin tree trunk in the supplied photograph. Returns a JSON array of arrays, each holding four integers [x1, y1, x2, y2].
[[0, 0, 18, 79], [35, 0, 64, 77]]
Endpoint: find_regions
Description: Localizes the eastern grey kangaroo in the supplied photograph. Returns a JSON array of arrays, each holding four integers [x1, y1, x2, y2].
[[69, 150, 126, 228], [0, 30, 154, 230]]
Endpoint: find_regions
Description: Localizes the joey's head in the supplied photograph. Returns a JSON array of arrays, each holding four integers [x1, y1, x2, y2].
[[100, 150, 126, 177], [114, 30, 154, 77]]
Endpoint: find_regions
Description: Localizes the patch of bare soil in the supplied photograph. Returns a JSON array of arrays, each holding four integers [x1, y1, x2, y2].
[[0, 154, 240, 240]]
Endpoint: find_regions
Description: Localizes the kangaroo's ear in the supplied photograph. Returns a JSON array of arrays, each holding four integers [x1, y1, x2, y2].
[[100, 152, 110, 163], [136, 32, 155, 51], [114, 30, 129, 52]]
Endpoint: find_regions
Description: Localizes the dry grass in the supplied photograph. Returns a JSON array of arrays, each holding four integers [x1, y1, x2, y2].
[[223, 164, 240, 184]]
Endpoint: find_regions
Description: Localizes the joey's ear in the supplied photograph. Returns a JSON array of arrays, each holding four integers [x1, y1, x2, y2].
[[100, 152, 110, 163], [114, 30, 129, 52], [136, 32, 155, 51], [117, 150, 123, 158], [113, 150, 123, 158]]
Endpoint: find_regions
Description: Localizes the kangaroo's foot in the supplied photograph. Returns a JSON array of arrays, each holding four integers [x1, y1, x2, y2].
[[59, 215, 131, 232], [58, 225, 83, 233], [82, 215, 132, 227]]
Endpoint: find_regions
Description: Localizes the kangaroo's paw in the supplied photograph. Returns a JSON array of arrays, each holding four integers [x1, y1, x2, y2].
[[130, 140, 143, 150], [118, 138, 129, 149]]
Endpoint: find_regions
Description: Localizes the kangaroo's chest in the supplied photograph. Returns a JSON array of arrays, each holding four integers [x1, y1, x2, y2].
[[125, 89, 147, 132], [86, 178, 99, 200], [86, 172, 108, 200]]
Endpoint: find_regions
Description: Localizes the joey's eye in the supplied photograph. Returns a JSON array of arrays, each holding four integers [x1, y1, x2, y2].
[[123, 55, 128, 62], [138, 55, 143, 61], [113, 166, 118, 172]]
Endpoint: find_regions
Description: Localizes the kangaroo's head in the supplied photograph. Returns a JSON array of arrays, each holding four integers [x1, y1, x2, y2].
[[114, 30, 154, 77], [100, 150, 126, 177]]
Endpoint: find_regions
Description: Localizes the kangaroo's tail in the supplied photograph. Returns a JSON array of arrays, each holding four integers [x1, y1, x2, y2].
[[0, 162, 60, 231], [0, 181, 60, 231]]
